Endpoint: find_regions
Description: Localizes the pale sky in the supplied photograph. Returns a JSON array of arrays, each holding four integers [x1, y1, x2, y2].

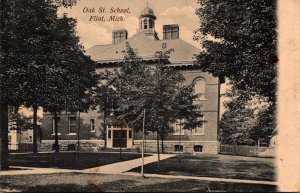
[[22, 0, 227, 117], [58, 0, 201, 49]]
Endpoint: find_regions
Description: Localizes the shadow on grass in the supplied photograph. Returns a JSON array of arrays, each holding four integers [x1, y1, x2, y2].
[[1, 180, 277, 192], [132, 179, 277, 192], [9, 152, 151, 170], [130, 154, 276, 181]]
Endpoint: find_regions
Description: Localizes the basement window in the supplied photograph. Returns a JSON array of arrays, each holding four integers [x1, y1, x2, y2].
[[194, 145, 203, 152], [174, 145, 183, 152]]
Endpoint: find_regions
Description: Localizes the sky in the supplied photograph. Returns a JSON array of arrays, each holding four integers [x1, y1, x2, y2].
[[58, 0, 201, 49], [21, 0, 227, 117]]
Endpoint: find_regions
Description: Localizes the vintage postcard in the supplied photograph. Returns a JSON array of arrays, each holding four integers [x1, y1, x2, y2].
[[0, 0, 299, 192]]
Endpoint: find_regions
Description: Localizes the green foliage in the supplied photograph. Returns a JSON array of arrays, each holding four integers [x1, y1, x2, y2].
[[102, 42, 202, 136], [220, 85, 276, 145], [195, 0, 277, 144], [194, 0, 277, 103], [0, 0, 96, 154], [8, 106, 41, 132]]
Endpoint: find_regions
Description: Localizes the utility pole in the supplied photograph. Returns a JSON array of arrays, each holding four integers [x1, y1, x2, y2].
[[179, 118, 182, 161], [141, 109, 146, 177]]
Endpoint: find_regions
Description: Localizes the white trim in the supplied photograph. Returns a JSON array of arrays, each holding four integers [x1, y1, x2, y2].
[[192, 133, 205, 136], [192, 115, 205, 135], [42, 139, 105, 142], [51, 133, 61, 136], [134, 140, 219, 143], [194, 77, 206, 100], [52, 117, 60, 134], [67, 133, 76, 136], [173, 133, 185, 136], [90, 118, 95, 131], [173, 119, 185, 135], [68, 117, 77, 134]]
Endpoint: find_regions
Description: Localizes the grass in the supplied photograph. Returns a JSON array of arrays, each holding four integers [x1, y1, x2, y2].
[[129, 154, 276, 181], [0, 173, 277, 192], [9, 152, 151, 170]]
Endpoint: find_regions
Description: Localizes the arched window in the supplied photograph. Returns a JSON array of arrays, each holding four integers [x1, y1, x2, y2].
[[194, 77, 206, 100], [149, 20, 154, 28], [193, 115, 204, 135], [143, 19, 148, 29]]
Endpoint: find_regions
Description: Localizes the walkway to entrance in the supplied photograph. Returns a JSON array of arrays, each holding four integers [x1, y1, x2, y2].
[[86, 154, 176, 174]]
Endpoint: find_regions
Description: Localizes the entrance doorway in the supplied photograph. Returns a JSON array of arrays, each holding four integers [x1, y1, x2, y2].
[[113, 130, 127, 148]]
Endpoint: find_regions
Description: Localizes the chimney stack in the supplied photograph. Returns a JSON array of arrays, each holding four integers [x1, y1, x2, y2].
[[112, 29, 128, 44], [163, 24, 179, 40]]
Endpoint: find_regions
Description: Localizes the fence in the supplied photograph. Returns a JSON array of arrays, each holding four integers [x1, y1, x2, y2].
[[220, 144, 276, 158]]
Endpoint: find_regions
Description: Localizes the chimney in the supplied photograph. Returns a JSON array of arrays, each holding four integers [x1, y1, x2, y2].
[[112, 29, 128, 44], [163, 24, 179, 40]]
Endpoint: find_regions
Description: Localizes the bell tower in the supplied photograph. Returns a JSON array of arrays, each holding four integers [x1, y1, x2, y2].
[[139, 4, 159, 40]]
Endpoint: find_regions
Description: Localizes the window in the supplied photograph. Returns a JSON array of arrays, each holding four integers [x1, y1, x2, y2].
[[143, 19, 148, 29], [129, 130, 132, 139], [194, 145, 203, 152], [193, 116, 204, 135], [67, 144, 76, 151], [174, 145, 183, 152], [194, 78, 206, 100], [90, 119, 95, 131], [149, 20, 154, 28], [68, 117, 77, 134], [8, 135, 11, 144], [173, 119, 184, 135], [52, 117, 60, 134], [28, 136, 32, 143], [108, 130, 111, 138]]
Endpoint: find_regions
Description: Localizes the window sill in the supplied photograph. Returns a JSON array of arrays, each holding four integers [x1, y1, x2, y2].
[[192, 133, 205, 136], [67, 133, 77, 136], [173, 133, 185, 136], [90, 130, 96, 133], [51, 133, 61, 136]]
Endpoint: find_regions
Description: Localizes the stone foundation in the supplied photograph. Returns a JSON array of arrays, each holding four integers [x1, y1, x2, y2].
[[41, 140, 105, 152], [133, 140, 220, 154]]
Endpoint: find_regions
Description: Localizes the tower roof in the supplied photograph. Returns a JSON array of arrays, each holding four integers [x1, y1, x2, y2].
[[139, 4, 156, 19]]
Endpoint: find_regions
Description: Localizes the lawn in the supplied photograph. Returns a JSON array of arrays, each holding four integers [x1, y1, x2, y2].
[[0, 173, 277, 192], [129, 154, 276, 181], [9, 152, 151, 170]]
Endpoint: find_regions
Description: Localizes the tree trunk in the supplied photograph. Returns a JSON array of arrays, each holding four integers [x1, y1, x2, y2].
[[103, 111, 107, 148], [0, 102, 9, 170], [54, 111, 59, 153], [0, 0, 10, 171], [156, 129, 160, 168], [32, 106, 38, 153], [160, 133, 164, 153]]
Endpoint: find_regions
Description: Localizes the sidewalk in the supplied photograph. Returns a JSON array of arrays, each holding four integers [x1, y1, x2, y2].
[[86, 154, 175, 174], [0, 154, 175, 176], [0, 154, 278, 186]]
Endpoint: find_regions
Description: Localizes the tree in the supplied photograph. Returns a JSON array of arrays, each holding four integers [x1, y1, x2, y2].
[[0, 0, 83, 168], [195, 0, 277, 140], [95, 70, 119, 147], [220, 84, 275, 145], [194, 0, 277, 102], [108, 43, 202, 167], [174, 83, 204, 136], [220, 101, 257, 145], [42, 15, 97, 153], [8, 106, 41, 148], [0, 0, 9, 170]]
